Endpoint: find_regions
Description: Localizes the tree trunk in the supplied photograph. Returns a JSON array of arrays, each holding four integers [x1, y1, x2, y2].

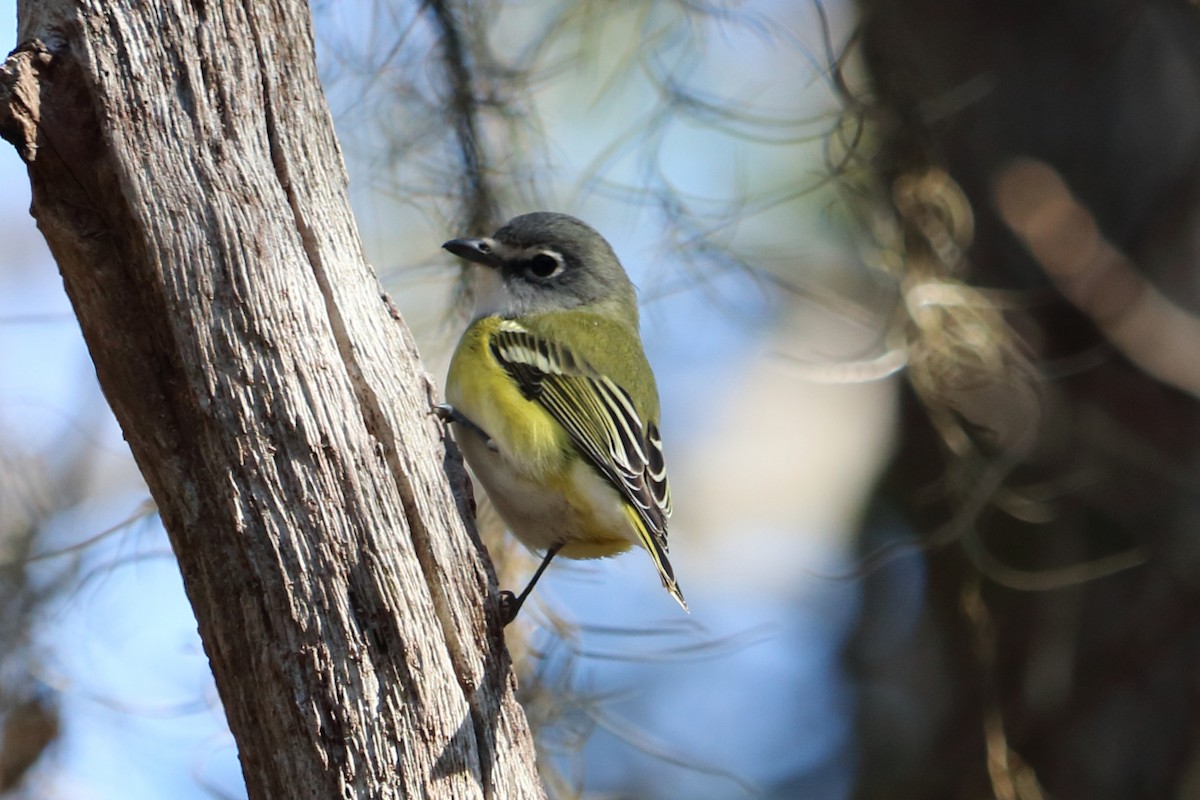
[[0, 2, 544, 798]]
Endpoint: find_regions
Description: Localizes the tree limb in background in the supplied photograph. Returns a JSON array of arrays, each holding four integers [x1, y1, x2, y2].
[[995, 158, 1200, 401]]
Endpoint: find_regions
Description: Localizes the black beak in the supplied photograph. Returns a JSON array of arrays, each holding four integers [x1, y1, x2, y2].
[[442, 237, 499, 268]]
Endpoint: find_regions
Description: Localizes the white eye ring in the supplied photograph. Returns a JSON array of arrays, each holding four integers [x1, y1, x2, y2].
[[527, 250, 565, 278]]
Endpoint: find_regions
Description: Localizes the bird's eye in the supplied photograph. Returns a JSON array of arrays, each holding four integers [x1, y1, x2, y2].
[[527, 252, 563, 278], [477, 241, 492, 254]]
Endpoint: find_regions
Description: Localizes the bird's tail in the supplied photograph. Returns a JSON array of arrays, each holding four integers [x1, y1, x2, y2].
[[625, 507, 689, 612]]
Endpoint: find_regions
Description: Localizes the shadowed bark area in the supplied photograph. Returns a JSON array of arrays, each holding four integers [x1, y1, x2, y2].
[[0, 2, 545, 798]]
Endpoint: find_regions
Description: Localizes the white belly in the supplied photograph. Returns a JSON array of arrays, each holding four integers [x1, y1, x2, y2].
[[459, 434, 636, 557]]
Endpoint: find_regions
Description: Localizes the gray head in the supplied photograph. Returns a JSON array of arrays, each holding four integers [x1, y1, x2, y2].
[[444, 212, 638, 322]]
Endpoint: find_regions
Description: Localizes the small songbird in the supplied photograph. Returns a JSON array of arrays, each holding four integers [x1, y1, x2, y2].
[[440, 212, 687, 624]]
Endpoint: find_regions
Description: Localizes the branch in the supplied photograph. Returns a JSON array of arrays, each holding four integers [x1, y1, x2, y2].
[[994, 158, 1200, 400]]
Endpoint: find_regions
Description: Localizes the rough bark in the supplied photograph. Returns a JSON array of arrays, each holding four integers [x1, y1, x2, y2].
[[0, 2, 545, 798]]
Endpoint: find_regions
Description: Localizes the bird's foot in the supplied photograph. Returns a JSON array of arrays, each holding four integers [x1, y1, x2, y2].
[[498, 590, 522, 626], [434, 404, 499, 452]]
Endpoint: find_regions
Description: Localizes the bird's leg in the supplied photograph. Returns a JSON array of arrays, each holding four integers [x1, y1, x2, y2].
[[434, 404, 499, 452], [499, 543, 564, 625]]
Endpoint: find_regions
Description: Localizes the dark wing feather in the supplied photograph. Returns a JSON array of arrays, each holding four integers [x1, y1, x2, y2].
[[488, 322, 672, 550]]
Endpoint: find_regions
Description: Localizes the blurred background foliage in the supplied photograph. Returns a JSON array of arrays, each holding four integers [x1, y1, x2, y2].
[[2, 0, 1200, 798]]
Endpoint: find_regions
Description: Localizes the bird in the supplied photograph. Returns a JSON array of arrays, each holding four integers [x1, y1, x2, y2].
[[439, 212, 687, 624]]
